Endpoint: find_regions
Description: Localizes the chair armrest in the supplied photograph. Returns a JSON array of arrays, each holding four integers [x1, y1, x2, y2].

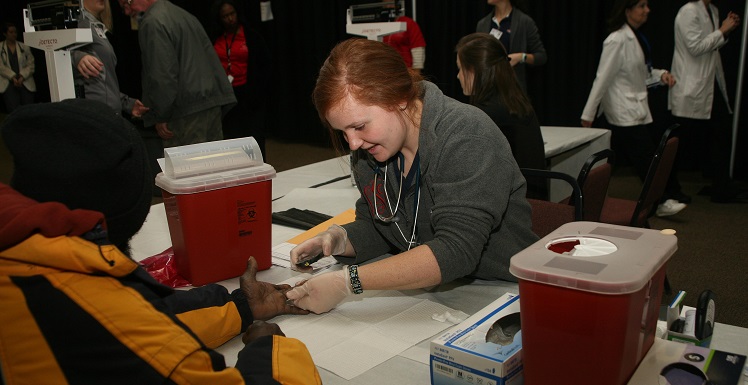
[[520, 168, 584, 221]]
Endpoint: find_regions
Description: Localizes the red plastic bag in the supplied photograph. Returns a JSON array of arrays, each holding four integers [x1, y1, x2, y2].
[[139, 247, 192, 288]]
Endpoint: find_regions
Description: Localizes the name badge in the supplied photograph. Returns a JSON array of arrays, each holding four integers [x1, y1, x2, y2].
[[490, 28, 502, 40]]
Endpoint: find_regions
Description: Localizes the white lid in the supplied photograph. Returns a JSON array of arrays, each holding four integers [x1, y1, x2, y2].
[[155, 163, 275, 194], [509, 222, 677, 295], [163, 137, 263, 179]]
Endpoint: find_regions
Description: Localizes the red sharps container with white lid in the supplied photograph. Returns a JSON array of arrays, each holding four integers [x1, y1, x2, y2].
[[155, 137, 275, 286], [509, 221, 677, 385]]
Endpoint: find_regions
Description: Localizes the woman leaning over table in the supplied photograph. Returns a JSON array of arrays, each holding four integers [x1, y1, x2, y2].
[[580, 0, 687, 217], [285, 38, 538, 314]]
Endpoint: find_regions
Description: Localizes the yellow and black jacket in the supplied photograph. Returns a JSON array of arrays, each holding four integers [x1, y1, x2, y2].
[[0, 183, 321, 384]]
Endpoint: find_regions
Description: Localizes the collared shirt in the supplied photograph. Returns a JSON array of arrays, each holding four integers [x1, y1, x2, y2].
[[490, 11, 513, 52]]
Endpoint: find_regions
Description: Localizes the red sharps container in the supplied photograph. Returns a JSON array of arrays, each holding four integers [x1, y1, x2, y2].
[[155, 137, 275, 286], [509, 222, 677, 385]]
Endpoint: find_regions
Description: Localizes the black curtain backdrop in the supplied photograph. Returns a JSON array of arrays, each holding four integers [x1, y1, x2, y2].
[[2, 0, 746, 176]]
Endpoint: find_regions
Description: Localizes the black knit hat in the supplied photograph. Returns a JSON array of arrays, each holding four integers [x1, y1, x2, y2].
[[1, 99, 153, 249]]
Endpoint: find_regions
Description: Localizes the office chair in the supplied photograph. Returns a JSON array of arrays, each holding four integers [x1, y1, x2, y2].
[[566, 148, 615, 222], [521, 168, 583, 238], [599, 124, 680, 228]]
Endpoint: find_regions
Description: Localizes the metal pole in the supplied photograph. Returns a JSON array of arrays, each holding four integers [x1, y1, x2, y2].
[[412, 0, 417, 21], [730, 0, 748, 176]]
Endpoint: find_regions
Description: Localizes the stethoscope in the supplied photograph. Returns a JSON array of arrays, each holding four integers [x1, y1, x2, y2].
[[373, 152, 421, 250], [1, 42, 26, 66]]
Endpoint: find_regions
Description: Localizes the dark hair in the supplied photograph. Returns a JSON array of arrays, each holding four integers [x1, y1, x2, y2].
[[455, 33, 534, 118], [2, 22, 16, 36], [209, 0, 246, 40], [312, 38, 423, 153], [607, 0, 643, 33]]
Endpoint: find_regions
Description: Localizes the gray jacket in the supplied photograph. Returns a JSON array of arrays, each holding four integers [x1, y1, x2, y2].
[[139, 0, 236, 127], [476, 8, 547, 94], [345, 81, 538, 283], [72, 9, 134, 115]]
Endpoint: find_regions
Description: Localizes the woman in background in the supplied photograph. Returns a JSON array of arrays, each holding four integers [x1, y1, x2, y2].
[[580, 0, 685, 217], [73, 0, 148, 117], [475, 0, 546, 95], [285, 38, 537, 314], [212, 0, 272, 159], [669, 1, 741, 203], [456, 32, 546, 199], [0, 22, 36, 112]]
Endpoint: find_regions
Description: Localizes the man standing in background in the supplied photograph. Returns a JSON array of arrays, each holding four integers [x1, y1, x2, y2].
[[669, 0, 741, 203], [118, 0, 236, 147], [476, 0, 547, 95]]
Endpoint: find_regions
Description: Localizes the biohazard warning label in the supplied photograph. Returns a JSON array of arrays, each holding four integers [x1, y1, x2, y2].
[[237, 200, 258, 224]]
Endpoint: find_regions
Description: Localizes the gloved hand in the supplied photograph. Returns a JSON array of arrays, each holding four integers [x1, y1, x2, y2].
[[290, 224, 348, 271], [285, 268, 353, 314]]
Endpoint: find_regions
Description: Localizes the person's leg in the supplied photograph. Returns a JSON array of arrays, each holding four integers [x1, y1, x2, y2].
[[221, 105, 243, 140], [163, 107, 223, 148], [3, 87, 22, 113], [661, 122, 689, 203], [246, 107, 267, 161], [19, 87, 34, 106], [609, 122, 686, 216], [221, 86, 245, 141], [609, 123, 656, 183]]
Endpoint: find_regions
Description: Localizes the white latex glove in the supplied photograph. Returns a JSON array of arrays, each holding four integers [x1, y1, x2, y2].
[[285, 268, 352, 314], [290, 224, 348, 270]]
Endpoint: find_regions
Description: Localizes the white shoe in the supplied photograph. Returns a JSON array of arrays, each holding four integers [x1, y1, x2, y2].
[[656, 199, 686, 217]]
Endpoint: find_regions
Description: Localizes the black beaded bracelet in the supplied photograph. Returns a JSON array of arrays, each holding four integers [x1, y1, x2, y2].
[[348, 264, 363, 294]]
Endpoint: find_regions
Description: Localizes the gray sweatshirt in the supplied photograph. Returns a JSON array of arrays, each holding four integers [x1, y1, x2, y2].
[[344, 81, 538, 283], [72, 9, 134, 115]]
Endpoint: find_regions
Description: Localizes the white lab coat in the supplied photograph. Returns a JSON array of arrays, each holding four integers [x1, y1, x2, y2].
[[669, 1, 731, 119], [0, 40, 36, 93], [581, 24, 666, 127]]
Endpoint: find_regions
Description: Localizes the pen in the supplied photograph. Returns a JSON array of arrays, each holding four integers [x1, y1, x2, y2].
[[670, 290, 686, 308]]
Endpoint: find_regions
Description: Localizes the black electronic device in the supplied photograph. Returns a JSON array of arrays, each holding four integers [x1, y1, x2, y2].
[[348, 1, 404, 24], [670, 318, 685, 333], [295, 253, 325, 267], [27, 0, 82, 30], [695, 289, 715, 340]]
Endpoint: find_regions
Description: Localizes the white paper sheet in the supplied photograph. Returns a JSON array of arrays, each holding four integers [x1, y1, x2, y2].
[[273, 289, 466, 380], [398, 345, 431, 364]]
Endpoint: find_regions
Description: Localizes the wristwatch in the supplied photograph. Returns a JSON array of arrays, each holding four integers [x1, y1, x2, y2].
[[521, 53, 527, 64]]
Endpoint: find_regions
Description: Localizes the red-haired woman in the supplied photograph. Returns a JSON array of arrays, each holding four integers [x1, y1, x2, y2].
[[286, 38, 538, 314]]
